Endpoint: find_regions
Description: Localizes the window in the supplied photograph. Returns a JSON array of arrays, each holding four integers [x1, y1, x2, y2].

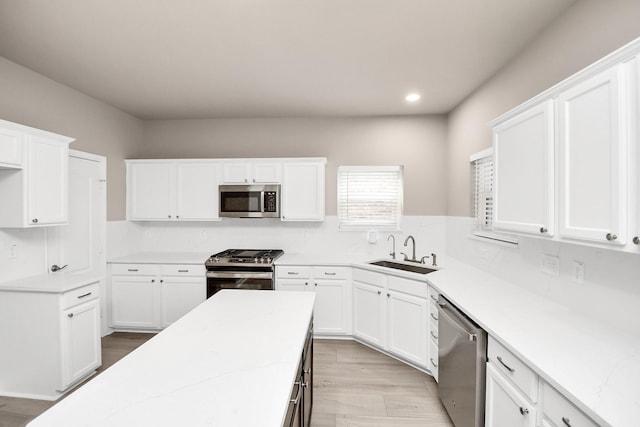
[[470, 149, 517, 245], [337, 166, 403, 230]]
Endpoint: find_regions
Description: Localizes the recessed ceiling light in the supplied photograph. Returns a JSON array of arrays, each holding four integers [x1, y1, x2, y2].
[[405, 93, 421, 102]]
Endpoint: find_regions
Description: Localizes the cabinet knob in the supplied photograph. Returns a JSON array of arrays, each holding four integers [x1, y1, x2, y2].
[[519, 407, 529, 415], [633, 236, 640, 245], [387, 293, 390, 298], [314, 283, 317, 286], [305, 282, 308, 286], [32, 218, 38, 223], [151, 279, 155, 283], [539, 227, 547, 234], [377, 290, 381, 295], [606, 233, 617, 241], [176, 215, 179, 219], [168, 215, 172, 218], [67, 313, 74, 318], [160, 279, 164, 283]]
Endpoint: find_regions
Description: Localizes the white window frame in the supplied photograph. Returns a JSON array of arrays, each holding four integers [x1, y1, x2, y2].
[[337, 165, 403, 231], [470, 149, 518, 245]]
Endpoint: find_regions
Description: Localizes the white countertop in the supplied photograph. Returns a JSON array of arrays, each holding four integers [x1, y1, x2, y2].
[[0, 271, 103, 293], [27, 290, 315, 427], [108, 252, 211, 265]]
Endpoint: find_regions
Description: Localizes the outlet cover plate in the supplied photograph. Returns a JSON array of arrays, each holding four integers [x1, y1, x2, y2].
[[541, 254, 560, 276]]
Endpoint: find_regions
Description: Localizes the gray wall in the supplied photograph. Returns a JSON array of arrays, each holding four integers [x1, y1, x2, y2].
[[0, 57, 144, 220], [142, 116, 448, 215], [446, 0, 640, 216]]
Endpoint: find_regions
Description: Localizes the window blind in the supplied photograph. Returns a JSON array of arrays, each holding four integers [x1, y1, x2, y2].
[[337, 166, 403, 229]]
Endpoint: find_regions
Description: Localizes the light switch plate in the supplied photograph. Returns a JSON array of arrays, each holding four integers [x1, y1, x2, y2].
[[541, 254, 560, 276]]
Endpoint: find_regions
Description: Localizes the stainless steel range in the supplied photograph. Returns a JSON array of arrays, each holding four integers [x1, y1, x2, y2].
[[205, 249, 284, 298]]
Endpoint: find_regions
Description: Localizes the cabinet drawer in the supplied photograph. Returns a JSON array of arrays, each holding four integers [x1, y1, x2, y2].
[[488, 336, 539, 402], [62, 282, 99, 309], [352, 268, 385, 287], [313, 266, 347, 279], [277, 266, 311, 278], [542, 383, 597, 427], [388, 275, 427, 298], [428, 286, 440, 305], [429, 338, 439, 381], [110, 263, 158, 276], [160, 264, 205, 276]]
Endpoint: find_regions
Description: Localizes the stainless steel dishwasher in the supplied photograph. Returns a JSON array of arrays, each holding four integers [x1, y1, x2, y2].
[[437, 295, 487, 427]]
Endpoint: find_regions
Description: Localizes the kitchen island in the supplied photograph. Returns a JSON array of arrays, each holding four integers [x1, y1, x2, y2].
[[27, 290, 315, 427]]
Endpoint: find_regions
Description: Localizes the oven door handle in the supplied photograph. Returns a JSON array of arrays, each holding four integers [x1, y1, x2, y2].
[[206, 271, 274, 279]]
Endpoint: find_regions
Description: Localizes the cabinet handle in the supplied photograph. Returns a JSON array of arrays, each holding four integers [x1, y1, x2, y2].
[[67, 313, 74, 318], [430, 331, 438, 340], [127, 269, 139, 272], [540, 227, 547, 234], [151, 279, 155, 283], [496, 356, 515, 373], [287, 272, 299, 275], [176, 215, 179, 219], [77, 292, 92, 299], [387, 293, 390, 298], [289, 382, 302, 404], [314, 283, 317, 286], [178, 269, 189, 273], [633, 236, 640, 245], [430, 313, 438, 321], [562, 417, 572, 427], [519, 407, 529, 415], [377, 290, 381, 295], [606, 233, 617, 241], [160, 279, 164, 283], [324, 272, 336, 276], [168, 215, 172, 219], [430, 294, 438, 302], [305, 282, 308, 286], [32, 218, 38, 223], [430, 358, 437, 368]]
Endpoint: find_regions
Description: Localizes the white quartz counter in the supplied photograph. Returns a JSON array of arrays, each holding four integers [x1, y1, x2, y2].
[[27, 290, 315, 427], [108, 251, 211, 265], [0, 271, 103, 293]]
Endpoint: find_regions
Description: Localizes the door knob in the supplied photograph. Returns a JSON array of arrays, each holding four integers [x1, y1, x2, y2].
[[51, 264, 68, 272]]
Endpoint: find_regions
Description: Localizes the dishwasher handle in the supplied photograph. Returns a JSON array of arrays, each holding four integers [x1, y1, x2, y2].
[[438, 298, 480, 341]]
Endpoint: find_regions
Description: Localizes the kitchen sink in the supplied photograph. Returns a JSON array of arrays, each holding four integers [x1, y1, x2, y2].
[[368, 260, 436, 274]]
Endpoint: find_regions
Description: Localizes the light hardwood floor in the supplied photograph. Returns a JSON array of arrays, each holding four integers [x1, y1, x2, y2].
[[0, 335, 454, 427]]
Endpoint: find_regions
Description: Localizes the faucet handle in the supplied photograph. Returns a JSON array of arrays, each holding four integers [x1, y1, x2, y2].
[[400, 252, 409, 261], [420, 255, 430, 264]]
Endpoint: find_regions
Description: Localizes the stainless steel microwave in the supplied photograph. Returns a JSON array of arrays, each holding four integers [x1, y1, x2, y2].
[[219, 184, 280, 218]]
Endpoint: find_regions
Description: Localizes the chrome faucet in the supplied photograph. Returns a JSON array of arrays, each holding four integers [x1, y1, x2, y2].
[[420, 253, 438, 267], [402, 235, 417, 263], [387, 235, 396, 259]]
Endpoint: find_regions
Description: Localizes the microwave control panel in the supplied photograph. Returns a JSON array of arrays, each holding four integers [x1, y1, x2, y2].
[[264, 192, 278, 212]]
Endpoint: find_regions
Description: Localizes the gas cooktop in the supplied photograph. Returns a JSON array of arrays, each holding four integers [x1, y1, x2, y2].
[[205, 249, 284, 267]]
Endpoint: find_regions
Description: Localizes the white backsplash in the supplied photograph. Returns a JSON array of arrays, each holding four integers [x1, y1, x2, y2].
[[445, 216, 640, 334], [0, 228, 49, 282]]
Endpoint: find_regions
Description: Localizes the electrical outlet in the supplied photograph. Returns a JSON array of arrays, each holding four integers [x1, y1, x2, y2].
[[572, 261, 585, 284], [8, 244, 17, 259], [541, 254, 560, 276]]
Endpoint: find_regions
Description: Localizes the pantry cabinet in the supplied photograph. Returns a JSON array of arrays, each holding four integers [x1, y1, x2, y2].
[[0, 119, 73, 228], [276, 265, 349, 335], [281, 160, 326, 221], [221, 161, 281, 184], [493, 100, 554, 236], [109, 263, 206, 330], [127, 160, 220, 221]]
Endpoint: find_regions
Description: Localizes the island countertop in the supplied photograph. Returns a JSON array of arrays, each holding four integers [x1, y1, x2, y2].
[[27, 290, 316, 427]]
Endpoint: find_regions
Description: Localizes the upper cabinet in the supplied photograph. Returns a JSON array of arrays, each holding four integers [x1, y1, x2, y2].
[[490, 38, 640, 251], [0, 119, 73, 228], [221, 161, 281, 184], [493, 100, 554, 236], [127, 160, 220, 221], [281, 160, 326, 221]]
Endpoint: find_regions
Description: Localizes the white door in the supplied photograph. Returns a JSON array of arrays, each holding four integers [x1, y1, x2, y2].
[[557, 64, 627, 244], [49, 152, 105, 275], [110, 275, 158, 329], [159, 277, 206, 327], [352, 281, 385, 346], [281, 162, 325, 221], [222, 162, 251, 183], [386, 290, 428, 367], [127, 162, 174, 220], [252, 162, 282, 183], [312, 280, 347, 335], [60, 299, 101, 390], [175, 162, 220, 220], [485, 363, 536, 427], [0, 126, 23, 168]]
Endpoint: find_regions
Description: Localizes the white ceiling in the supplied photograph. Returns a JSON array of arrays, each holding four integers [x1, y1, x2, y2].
[[0, 0, 576, 119]]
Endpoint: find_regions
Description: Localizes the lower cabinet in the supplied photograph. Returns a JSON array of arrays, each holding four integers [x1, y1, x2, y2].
[[276, 265, 349, 336], [0, 280, 101, 399], [485, 362, 536, 427], [428, 286, 440, 381], [284, 319, 314, 427], [352, 280, 385, 346], [109, 263, 206, 330]]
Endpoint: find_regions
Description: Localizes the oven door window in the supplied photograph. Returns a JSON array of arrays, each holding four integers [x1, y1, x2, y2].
[[207, 277, 273, 298], [221, 191, 262, 212]]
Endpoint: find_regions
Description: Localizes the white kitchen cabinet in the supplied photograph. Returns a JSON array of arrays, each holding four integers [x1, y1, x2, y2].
[[493, 100, 554, 236], [352, 279, 386, 346], [222, 161, 281, 184], [541, 382, 598, 427], [0, 120, 73, 228], [386, 289, 427, 367], [485, 362, 536, 427], [276, 265, 349, 335], [127, 160, 220, 221], [428, 286, 440, 381], [109, 263, 206, 330], [557, 64, 628, 245], [281, 160, 326, 221], [0, 280, 101, 399]]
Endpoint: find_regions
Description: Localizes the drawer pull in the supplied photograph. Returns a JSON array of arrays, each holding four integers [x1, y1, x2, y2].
[[430, 358, 437, 368], [127, 269, 139, 272], [540, 227, 548, 234], [77, 292, 92, 299], [178, 269, 189, 273], [430, 313, 438, 321], [324, 272, 336, 276], [606, 233, 617, 241], [519, 407, 529, 415], [430, 331, 438, 340], [430, 294, 438, 302], [497, 356, 515, 373], [562, 417, 572, 427], [287, 272, 299, 275], [67, 313, 74, 318]]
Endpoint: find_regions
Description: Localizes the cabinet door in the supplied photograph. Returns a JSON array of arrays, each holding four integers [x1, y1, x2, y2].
[[222, 162, 251, 183], [352, 281, 385, 346], [110, 275, 158, 328], [387, 290, 428, 367], [277, 278, 310, 292], [27, 135, 69, 225], [557, 65, 627, 244], [127, 162, 174, 220], [60, 299, 101, 389], [485, 363, 536, 427], [493, 101, 554, 236], [312, 280, 347, 335], [0, 126, 23, 168], [175, 162, 220, 220], [281, 162, 325, 221], [252, 162, 282, 183], [159, 277, 206, 327]]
